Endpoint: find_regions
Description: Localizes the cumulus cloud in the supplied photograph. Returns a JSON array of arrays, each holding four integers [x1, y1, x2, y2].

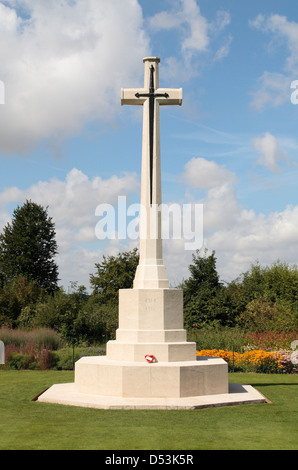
[[252, 132, 290, 173], [164, 156, 298, 283], [165, 197, 298, 286], [1, 158, 298, 287], [0, 0, 150, 154], [182, 157, 238, 188], [206, 204, 298, 282], [0, 168, 139, 287]]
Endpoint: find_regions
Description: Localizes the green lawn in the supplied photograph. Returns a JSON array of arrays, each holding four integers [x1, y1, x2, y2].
[[0, 370, 297, 450]]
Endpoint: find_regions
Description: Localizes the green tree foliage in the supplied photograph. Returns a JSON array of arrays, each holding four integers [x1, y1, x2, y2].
[[236, 260, 298, 305], [77, 298, 118, 342], [27, 283, 90, 344], [0, 200, 59, 294], [237, 298, 297, 332], [235, 261, 298, 331], [183, 249, 224, 329], [90, 248, 139, 304], [183, 253, 298, 332], [0, 277, 45, 328]]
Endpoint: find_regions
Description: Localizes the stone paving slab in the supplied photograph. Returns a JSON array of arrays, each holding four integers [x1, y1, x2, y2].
[[37, 382, 267, 410]]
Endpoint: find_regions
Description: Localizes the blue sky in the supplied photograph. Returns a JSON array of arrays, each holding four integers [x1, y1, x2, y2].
[[0, 0, 298, 289]]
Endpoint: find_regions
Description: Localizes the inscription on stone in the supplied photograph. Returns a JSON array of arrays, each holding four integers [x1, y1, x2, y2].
[[145, 297, 157, 312]]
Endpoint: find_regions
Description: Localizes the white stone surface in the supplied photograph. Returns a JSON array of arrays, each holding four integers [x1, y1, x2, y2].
[[106, 341, 196, 363], [109, 288, 196, 362], [122, 57, 182, 290], [74, 356, 228, 398], [37, 381, 267, 410]]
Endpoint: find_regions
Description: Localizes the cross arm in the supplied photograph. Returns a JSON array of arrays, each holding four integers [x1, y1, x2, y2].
[[121, 88, 146, 106], [157, 88, 182, 106]]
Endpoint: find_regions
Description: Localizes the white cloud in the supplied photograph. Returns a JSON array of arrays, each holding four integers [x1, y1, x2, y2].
[[148, 0, 231, 74], [0, 0, 150, 154], [250, 13, 298, 109], [162, 156, 298, 284], [182, 157, 242, 233], [250, 71, 291, 110], [252, 132, 290, 173], [203, 183, 241, 232], [163, 195, 298, 285], [148, 0, 209, 54], [213, 35, 233, 62], [1, 159, 298, 288], [207, 204, 298, 282], [259, 14, 298, 71], [182, 157, 238, 188], [0, 3, 20, 32], [250, 13, 298, 71], [0, 168, 139, 287]]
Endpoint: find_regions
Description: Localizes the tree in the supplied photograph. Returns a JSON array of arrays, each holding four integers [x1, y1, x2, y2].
[[234, 260, 298, 331], [236, 260, 298, 305], [0, 276, 45, 328], [90, 248, 139, 304], [0, 200, 59, 294], [183, 249, 224, 329]]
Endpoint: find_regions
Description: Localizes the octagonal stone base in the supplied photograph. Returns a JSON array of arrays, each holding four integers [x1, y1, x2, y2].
[[37, 382, 267, 410], [74, 356, 228, 398]]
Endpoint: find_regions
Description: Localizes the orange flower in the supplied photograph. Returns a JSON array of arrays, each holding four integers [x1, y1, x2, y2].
[[196, 349, 283, 373]]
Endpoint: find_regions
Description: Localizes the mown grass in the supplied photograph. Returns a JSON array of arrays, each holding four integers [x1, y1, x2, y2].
[[0, 370, 297, 450]]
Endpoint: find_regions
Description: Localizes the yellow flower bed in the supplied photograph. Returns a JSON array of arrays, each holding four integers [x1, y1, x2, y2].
[[196, 349, 284, 373]]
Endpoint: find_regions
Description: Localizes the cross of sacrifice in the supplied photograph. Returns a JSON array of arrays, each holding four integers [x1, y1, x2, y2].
[[121, 57, 182, 206], [121, 57, 182, 289]]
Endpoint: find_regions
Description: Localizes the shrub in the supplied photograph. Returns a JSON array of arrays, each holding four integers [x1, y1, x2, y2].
[[1, 329, 63, 370], [39, 348, 55, 370], [7, 352, 36, 370], [188, 327, 298, 352], [237, 298, 298, 332], [53, 346, 105, 370], [188, 327, 247, 352]]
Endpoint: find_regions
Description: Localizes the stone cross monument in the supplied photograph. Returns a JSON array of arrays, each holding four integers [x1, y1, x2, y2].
[[37, 57, 266, 408], [74, 57, 228, 396]]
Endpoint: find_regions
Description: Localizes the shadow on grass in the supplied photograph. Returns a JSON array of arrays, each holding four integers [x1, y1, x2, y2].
[[249, 382, 298, 387]]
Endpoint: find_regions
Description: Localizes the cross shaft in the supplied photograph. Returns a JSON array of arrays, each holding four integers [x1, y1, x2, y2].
[[135, 65, 169, 205], [121, 57, 182, 289]]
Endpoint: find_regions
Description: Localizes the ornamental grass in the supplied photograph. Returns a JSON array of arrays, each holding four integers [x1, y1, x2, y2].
[[196, 349, 297, 374]]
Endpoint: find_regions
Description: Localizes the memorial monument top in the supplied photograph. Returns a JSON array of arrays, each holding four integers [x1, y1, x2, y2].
[[121, 57, 182, 289]]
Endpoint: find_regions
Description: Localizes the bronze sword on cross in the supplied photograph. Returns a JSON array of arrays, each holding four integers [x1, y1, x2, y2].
[[134, 65, 169, 206], [121, 58, 182, 212]]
